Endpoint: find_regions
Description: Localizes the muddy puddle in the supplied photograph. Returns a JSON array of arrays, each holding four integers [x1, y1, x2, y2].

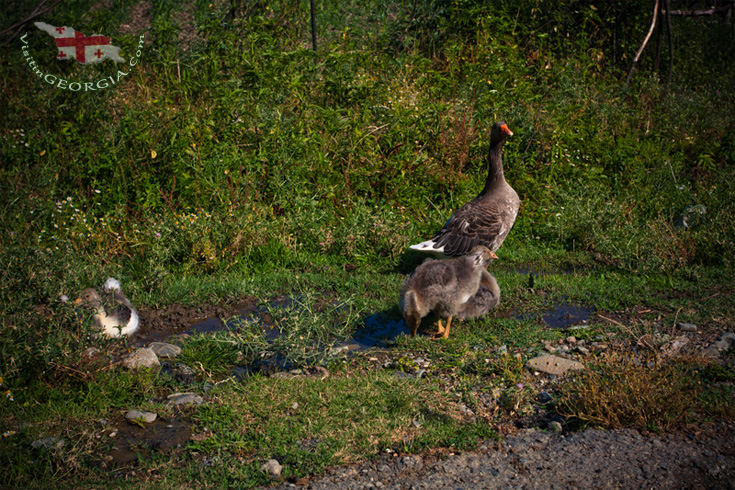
[[133, 285, 594, 357], [104, 416, 191, 467]]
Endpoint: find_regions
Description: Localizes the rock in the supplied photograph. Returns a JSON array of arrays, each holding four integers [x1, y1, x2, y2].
[[527, 354, 584, 376], [565, 336, 577, 345], [548, 421, 563, 433], [542, 341, 557, 353], [167, 393, 204, 406], [591, 342, 609, 352], [31, 437, 65, 450], [722, 332, 735, 346], [660, 335, 689, 357], [497, 345, 508, 356], [125, 410, 157, 423], [677, 322, 698, 332], [536, 392, 554, 405], [123, 348, 160, 370], [83, 347, 100, 358], [149, 342, 182, 359], [675, 204, 706, 229], [575, 346, 590, 356], [261, 459, 283, 477]]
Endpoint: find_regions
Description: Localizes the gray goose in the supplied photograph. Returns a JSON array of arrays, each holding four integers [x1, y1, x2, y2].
[[410, 121, 519, 257], [399, 246, 497, 339], [75, 278, 139, 337]]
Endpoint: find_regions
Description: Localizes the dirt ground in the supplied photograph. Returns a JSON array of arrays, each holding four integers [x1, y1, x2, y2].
[[120, 299, 735, 490]]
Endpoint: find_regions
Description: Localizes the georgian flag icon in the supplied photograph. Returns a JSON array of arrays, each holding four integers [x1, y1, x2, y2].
[[34, 22, 125, 64]]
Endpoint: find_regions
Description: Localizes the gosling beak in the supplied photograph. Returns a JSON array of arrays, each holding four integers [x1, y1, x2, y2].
[[489, 251, 498, 259]]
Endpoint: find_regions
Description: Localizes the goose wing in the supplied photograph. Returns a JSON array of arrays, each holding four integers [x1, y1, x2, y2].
[[431, 199, 507, 256]]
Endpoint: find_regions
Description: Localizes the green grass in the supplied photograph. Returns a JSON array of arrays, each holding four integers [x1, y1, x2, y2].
[[1, 0, 735, 487]]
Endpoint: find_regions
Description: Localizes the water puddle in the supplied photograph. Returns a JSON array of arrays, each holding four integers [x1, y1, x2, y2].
[[518, 302, 594, 329], [350, 313, 409, 348], [540, 303, 594, 329], [186, 295, 292, 335], [105, 417, 191, 466]]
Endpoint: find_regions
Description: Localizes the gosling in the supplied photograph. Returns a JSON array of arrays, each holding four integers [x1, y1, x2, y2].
[[456, 268, 500, 320], [399, 246, 497, 339]]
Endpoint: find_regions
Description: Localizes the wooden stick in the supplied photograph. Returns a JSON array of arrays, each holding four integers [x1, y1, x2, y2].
[[626, 0, 660, 86]]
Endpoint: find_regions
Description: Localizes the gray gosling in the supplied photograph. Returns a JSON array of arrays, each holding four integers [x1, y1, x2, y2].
[[399, 245, 497, 339], [456, 268, 500, 320]]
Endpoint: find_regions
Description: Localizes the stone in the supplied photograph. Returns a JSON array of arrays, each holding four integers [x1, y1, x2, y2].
[[31, 437, 65, 450], [149, 342, 182, 359], [675, 204, 706, 229], [125, 410, 157, 423], [660, 335, 689, 357], [527, 354, 584, 376], [123, 348, 160, 370], [548, 421, 563, 433], [536, 392, 554, 405], [575, 346, 590, 356], [261, 459, 283, 477], [167, 393, 204, 406], [83, 347, 100, 358], [542, 341, 557, 353], [591, 342, 609, 352]]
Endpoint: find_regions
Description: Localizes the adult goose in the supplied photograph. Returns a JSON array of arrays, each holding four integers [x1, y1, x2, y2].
[[399, 246, 497, 339], [410, 121, 519, 257], [75, 278, 139, 338]]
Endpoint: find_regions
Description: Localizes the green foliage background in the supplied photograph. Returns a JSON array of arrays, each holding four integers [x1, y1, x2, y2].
[[2, 1, 734, 312]]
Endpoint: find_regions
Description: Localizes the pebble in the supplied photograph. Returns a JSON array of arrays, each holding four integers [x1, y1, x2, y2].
[[125, 410, 158, 423], [149, 342, 182, 359], [575, 346, 590, 356], [660, 335, 689, 357], [123, 348, 160, 370], [83, 347, 100, 358], [31, 437, 65, 450], [548, 421, 563, 433], [536, 392, 553, 405], [167, 393, 204, 406], [262, 459, 283, 477]]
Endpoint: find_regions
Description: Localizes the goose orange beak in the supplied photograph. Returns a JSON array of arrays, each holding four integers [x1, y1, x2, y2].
[[500, 124, 513, 136]]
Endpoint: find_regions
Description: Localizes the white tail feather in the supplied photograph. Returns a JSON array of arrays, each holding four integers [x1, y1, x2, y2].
[[103, 277, 122, 291]]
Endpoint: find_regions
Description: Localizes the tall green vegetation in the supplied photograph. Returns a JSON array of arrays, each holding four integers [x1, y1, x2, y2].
[[1, 0, 733, 305]]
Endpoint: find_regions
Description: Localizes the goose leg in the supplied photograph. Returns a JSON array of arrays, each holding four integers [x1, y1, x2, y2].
[[440, 316, 453, 339], [434, 319, 445, 336]]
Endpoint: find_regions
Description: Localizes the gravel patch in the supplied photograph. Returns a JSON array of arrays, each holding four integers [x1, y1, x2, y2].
[[264, 425, 735, 490]]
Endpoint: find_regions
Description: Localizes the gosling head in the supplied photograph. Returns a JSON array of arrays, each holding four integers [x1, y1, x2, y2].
[[74, 288, 103, 309], [470, 245, 498, 268]]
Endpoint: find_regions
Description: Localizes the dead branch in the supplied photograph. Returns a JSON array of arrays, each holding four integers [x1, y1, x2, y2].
[[0, 0, 64, 44], [662, 4, 734, 16], [626, 0, 660, 86]]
